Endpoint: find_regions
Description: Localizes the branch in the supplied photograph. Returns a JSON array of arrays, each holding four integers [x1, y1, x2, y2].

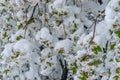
[[23, 3, 38, 29], [58, 56, 68, 80]]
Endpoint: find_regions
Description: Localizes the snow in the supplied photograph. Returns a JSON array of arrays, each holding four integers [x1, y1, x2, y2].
[[1, 0, 120, 80], [16, 10, 25, 20], [40, 47, 53, 59], [15, 0, 26, 8], [28, 0, 38, 6], [13, 39, 34, 53], [1, 43, 14, 59], [53, 0, 64, 6], [76, 49, 87, 59], [54, 39, 74, 54], [11, 29, 24, 41], [83, 32, 93, 45], [35, 27, 53, 44], [40, 55, 62, 79], [66, 54, 76, 64]]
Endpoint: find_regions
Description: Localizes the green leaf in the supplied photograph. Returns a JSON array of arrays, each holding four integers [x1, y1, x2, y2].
[[92, 48, 98, 54], [92, 70, 95, 74], [113, 75, 119, 80], [52, 11, 58, 15], [48, 54, 51, 58], [58, 48, 65, 54], [81, 71, 88, 78], [74, 23, 77, 28], [70, 67, 77, 74], [115, 30, 120, 38], [115, 58, 120, 62], [116, 67, 120, 73], [63, 12, 68, 16], [70, 62, 78, 74], [45, 18, 49, 23], [4, 69, 9, 75], [46, 62, 53, 66], [110, 44, 115, 50], [59, 13, 63, 16], [96, 46, 102, 52], [27, 18, 35, 24], [92, 46, 102, 54], [0, 3, 5, 6], [16, 35, 23, 40], [102, 55, 107, 60], [2, 32, 8, 39], [46, 0, 51, 3], [88, 60, 101, 66], [74, 61, 78, 68], [18, 23, 23, 29], [2, 9, 6, 13], [56, 19, 63, 26], [11, 52, 20, 59]]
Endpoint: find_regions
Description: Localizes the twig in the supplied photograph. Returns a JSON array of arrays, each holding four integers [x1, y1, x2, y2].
[[23, 3, 38, 30], [92, 10, 105, 40], [92, 17, 97, 39], [103, 40, 109, 53]]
